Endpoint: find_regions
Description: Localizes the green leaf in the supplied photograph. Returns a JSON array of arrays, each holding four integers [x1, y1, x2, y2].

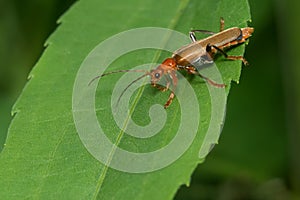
[[0, 0, 251, 199]]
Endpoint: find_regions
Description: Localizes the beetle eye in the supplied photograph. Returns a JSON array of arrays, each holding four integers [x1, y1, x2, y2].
[[155, 73, 160, 78]]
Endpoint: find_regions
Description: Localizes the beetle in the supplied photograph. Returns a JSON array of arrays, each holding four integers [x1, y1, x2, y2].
[[89, 18, 254, 108]]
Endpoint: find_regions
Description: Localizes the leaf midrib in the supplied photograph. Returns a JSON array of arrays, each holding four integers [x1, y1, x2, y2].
[[92, 0, 191, 198]]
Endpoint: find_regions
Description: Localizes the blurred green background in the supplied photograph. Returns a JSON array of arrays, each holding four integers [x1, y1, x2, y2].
[[0, 0, 299, 199]]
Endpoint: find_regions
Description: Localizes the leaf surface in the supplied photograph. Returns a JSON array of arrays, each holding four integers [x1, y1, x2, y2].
[[0, 0, 251, 199]]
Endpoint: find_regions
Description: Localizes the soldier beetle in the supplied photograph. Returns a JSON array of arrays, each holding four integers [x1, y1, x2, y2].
[[89, 18, 254, 108]]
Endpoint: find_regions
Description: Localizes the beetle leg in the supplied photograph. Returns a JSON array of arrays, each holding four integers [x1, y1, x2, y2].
[[154, 85, 166, 91], [189, 30, 215, 42], [220, 17, 225, 32], [151, 76, 175, 109], [189, 17, 226, 42], [198, 73, 226, 88], [164, 72, 178, 109], [185, 66, 225, 88], [153, 79, 175, 109], [152, 75, 171, 92], [189, 18, 225, 43], [206, 44, 249, 65], [153, 82, 169, 92], [164, 91, 175, 109]]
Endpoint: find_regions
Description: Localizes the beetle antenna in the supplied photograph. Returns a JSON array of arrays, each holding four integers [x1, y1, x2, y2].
[[88, 69, 148, 86], [116, 73, 149, 107]]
